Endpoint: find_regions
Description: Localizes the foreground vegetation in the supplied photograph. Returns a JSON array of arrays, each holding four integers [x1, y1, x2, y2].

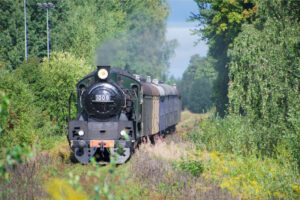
[[0, 0, 175, 147], [0, 0, 299, 199], [185, 114, 300, 199], [181, 0, 300, 169], [0, 110, 299, 199]]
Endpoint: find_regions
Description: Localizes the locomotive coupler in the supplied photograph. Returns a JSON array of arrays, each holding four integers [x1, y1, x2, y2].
[[99, 142, 105, 151]]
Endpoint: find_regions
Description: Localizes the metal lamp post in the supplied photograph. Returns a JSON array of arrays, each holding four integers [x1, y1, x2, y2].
[[37, 3, 55, 59], [24, 0, 28, 61]]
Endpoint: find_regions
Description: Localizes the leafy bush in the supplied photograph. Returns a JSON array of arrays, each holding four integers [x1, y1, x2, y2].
[[228, 0, 300, 166], [0, 52, 92, 147], [188, 115, 299, 167], [0, 144, 33, 176], [178, 160, 204, 176], [186, 116, 300, 199], [0, 91, 9, 133], [34, 52, 92, 131], [0, 66, 54, 146]]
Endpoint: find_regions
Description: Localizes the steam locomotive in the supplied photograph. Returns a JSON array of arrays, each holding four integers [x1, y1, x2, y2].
[[68, 66, 181, 164]]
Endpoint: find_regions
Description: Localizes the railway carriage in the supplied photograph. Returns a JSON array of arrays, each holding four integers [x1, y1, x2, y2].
[[68, 66, 181, 164]]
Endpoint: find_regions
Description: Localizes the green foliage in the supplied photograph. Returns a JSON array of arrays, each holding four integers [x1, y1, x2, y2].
[[188, 116, 260, 155], [0, 144, 35, 199], [186, 116, 300, 199], [0, 0, 174, 79], [59, 0, 127, 64], [0, 65, 54, 146], [0, 144, 33, 177], [0, 52, 91, 147], [189, 79, 212, 113], [0, 0, 175, 148], [178, 160, 204, 176], [188, 114, 299, 168], [191, 0, 257, 116], [0, 0, 72, 68], [180, 55, 216, 113], [37, 52, 92, 129], [96, 0, 176, 79], [0, 91, 9, 133], [228, 0, 300, 166]]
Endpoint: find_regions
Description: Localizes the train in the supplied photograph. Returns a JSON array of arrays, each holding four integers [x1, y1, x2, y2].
[[67, 66, 181, 164]]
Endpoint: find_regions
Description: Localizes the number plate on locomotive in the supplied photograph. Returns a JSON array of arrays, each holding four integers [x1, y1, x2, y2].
[[90, 140, 115, 148], [93, 94, 111, 102]]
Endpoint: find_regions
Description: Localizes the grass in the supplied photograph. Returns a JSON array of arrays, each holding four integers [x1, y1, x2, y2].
[[2, 110, 299, 199], [130, 143, 236, 200], [186, 149, 300, 199], [184, 110, 300, 199], [43, 149, 148, 200]]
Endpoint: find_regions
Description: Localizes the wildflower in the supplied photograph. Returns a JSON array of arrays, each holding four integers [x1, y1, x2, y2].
[[251, 181, 257, 185], [45, 178, 87, 200], [274, 192, 280, 197], [292, 185, 300, 193]]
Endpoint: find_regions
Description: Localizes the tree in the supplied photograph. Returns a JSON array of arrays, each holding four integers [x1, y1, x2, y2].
[[190, 0, 257, 116], [0, 0, 175, 79], [96, 0, 177, 79], [0, 0, 72, 68], [228, 0, 300, 165], [189, 78, 212, 113], [180, 55, 216, 112]]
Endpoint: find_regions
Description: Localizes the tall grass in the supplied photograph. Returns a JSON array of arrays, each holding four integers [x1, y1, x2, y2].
[[186, 115, 300, 199]]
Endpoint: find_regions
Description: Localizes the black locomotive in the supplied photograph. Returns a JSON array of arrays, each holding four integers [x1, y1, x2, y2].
[[68, 66, 181, 164]]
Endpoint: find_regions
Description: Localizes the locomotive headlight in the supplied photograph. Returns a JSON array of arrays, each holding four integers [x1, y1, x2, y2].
[[78, 130, 85, 136], [120, 129, 127, 136], [98, 68, 109, 80], [120, 129, 130, 140]]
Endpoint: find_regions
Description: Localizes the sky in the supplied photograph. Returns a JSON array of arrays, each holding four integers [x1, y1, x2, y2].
[[166, 0, 208, 78]]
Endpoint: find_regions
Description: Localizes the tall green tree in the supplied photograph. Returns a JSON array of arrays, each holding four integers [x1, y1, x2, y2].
[[96, 0, 176, 79], [0, 0, 175, 78], [191, 0, 257, 116], [0, 0, 72, 68], [228, 0, 300, 164], [180, 55, 216, 112]]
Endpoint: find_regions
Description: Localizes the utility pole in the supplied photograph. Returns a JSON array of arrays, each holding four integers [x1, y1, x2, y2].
[[24, 0, 28, 61], [37, 3, 55, 59]]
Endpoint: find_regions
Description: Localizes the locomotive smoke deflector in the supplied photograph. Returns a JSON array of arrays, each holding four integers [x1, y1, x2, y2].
[[97, 66, 110, 80]]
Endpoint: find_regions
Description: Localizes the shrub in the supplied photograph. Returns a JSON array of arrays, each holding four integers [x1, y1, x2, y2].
[[186, 116, 300, 199], [0, 91, 9, 133], [36, 52, 92, 131], [178, 160, 204, 176], [228, 0, 300, 166], [0, 52, 92, 147], [187, 115, 299, 165], [0, 66, 55, 146]]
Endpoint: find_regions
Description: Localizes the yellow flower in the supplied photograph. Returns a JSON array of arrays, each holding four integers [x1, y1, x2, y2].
[[292, 185, 300, 193], [251, 181, 257, 185], [274, 192, 280, 197], [222, 167, 229, 173], [45, 178, 87, 200]]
